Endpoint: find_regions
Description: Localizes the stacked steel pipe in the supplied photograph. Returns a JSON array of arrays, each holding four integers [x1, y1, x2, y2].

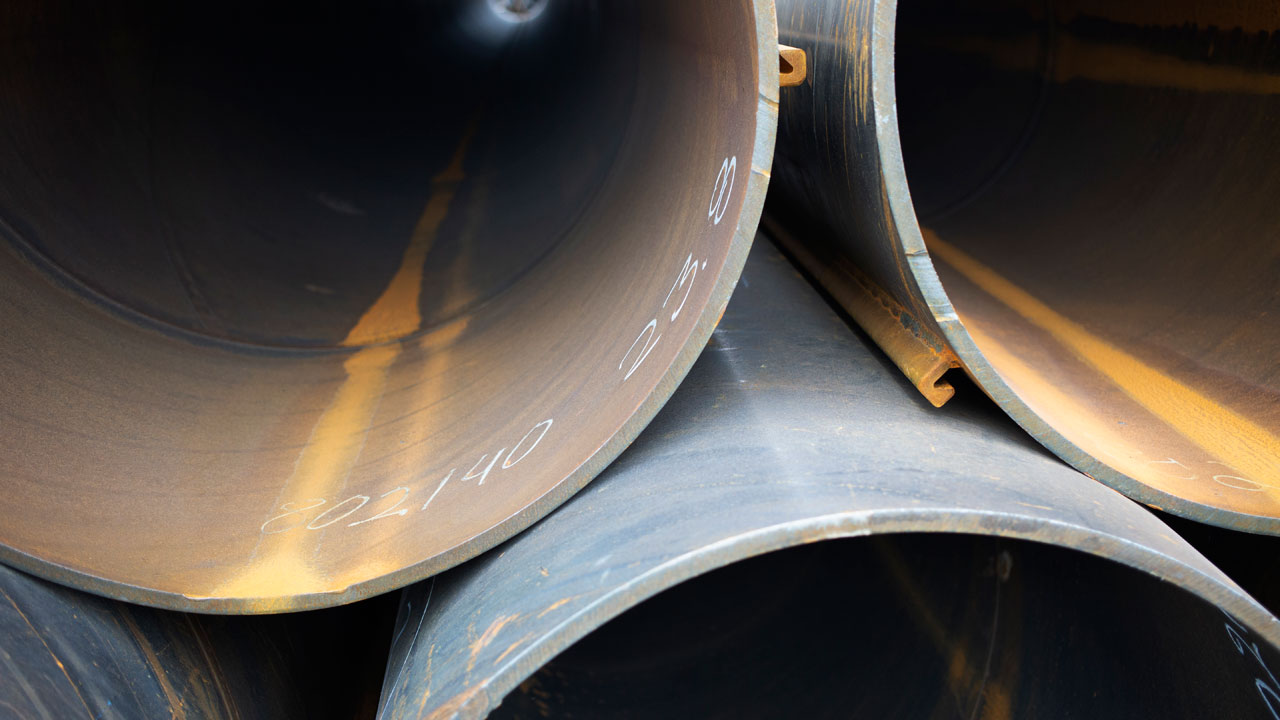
[[0, 0, 1276, 717]]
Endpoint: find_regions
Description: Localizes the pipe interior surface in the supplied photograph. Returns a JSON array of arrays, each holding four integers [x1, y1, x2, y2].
[[894, 0, 1280, 521], [0, 561, 401, 718], [492, 534, 1280, 719], [0, 0, 771, 610]]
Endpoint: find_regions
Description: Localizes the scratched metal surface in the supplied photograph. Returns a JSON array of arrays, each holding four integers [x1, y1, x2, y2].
[[0, 563, 310, 719], [376, 239, 1280, 719], [0, 0, 778, 612], [769, 0, 1280, 532]]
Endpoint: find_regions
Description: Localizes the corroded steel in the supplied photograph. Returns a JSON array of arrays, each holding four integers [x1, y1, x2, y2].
[[0, 0, 780, 612], [377, 240, 1280, 718], [769, 0, 1280, 532], [778, 45, 809, 87]]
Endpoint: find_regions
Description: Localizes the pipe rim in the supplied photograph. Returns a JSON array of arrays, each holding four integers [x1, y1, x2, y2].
[[386, 508, 1280, 718], [870, 0, 1280, 536]]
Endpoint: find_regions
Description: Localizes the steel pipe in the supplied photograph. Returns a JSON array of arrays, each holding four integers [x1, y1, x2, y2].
[[0, 562, 309, 718], [769, 0, 1280, 532], [377, 240, 1280, 718], [490, 537, 1280, 718], [0, 0, 780, 611]]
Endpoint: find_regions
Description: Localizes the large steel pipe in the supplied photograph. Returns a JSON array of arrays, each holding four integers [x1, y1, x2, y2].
[[0, 0, 780, 611], [491, 537, 1280, 718], [0, 559, 403, 718], [377, 240, 1280, 718], [769, 0, 1280, 532], [0, 562, 309, 718]]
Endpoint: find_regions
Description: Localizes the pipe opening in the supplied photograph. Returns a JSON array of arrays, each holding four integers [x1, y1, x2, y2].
[[895, 0, 1280, 514], [3, 1, 740, 348], [494, 534, 1280, 718], [0, 0, 768, 607]]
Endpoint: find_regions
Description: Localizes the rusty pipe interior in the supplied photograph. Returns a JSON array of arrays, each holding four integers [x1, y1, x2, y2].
[[894, 0, 1280, 522], [491, 534, 1280, 718], [0, 0, 772, 610]]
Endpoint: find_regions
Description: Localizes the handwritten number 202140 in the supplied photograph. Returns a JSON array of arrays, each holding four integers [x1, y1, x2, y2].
[[259, 419, 553, 535]]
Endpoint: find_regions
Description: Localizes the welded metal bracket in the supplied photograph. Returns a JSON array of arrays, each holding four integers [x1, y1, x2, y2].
[[765, 216, 959, 406], [779, 45, 807, 87]]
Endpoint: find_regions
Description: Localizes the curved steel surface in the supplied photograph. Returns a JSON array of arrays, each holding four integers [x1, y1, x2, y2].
[[490, 537, 1280, 718], [0, 563, 308, 718], [769, 0, 1280, 532], [377, 240, 1280, 719], [0, 0, 779, 612]]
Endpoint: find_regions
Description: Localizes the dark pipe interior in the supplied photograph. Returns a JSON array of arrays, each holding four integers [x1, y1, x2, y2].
[[1, 0, 628, 347], [894, 0, 1280, 507], [494, 535, 1280, 718], [0, 0, 764, 605]]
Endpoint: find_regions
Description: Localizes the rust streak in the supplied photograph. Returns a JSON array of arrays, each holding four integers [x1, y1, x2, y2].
[[425, 684, 484, 720], [118, 608, 186, 719], [928, 231, 1280, 495], [212, 126, 478, 602], [535, 596, 579, 619], [0, 588, 94, 718], [494, 632, 536, 666], [875, 541, 1012, 720], [182, 615, 237, 718], [467, 614, 518, 675]]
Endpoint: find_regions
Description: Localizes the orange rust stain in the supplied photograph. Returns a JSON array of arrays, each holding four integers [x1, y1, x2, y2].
[[945, 645, 974, 706], [343, 126, 476, 347], [181, 615, 236, 717], [927, 231, 1280, 496], [963, 323, 1280, 515], [849, 7, 872, 125], [535, 597, 573, 619], [212, 344, 401, 599], [876, 540, 1016, 719], [413, 644, 438, 716], [214, 127, 477, 603], [425, 685, 485, 720], [979, 681, 1014, 720], [713, 302, 728, 330], [118, 608, 187, 719], [1, 588, 94, 717], [877, 543, 978, 717], [467, 614, 518, 674], [948, 644, 1014, 720], [494, 632, 536, 667]]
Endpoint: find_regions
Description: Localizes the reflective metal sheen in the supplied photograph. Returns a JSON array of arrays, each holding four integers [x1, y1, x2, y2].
[[0, 563, 307, 718], [770, 0, 1280, 532], [377, 240, 1280, 719], [0, 0, 780, 612]]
